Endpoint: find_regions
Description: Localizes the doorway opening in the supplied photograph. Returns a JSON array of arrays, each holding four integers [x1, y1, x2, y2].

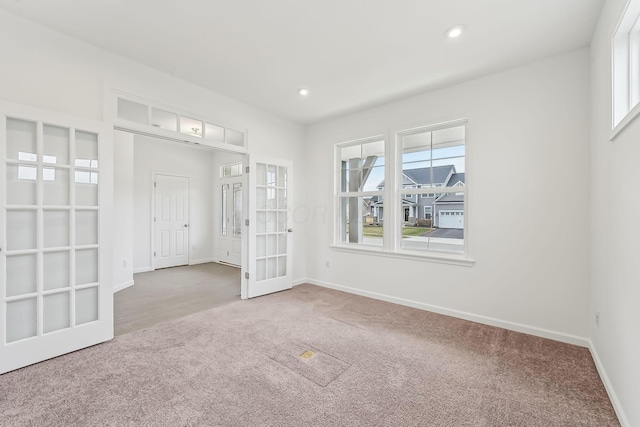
[[112, 130, 246, 335]]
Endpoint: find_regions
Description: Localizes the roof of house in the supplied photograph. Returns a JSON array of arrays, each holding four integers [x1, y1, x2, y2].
[[434, 194, 464, 203], [448, 173, 465, 185], [377, 165, 456, 188], [403, 166, 454, 186]]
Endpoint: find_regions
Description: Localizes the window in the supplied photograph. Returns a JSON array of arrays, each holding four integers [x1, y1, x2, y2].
[[115, 94, 246, 148], [335, 120, 467, 259], [220, 162, 243, 177], [233, 183, 242, 237], [221, 184, 228, 236], [404, 186, 415, 200], [336, 138, 385, 246], [399, 122, 465, 254], [613, 0, 640, 129], [424, 206, 432, 219]]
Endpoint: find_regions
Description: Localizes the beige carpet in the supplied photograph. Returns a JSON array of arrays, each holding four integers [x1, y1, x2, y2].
[[0, 284, 619, 426]]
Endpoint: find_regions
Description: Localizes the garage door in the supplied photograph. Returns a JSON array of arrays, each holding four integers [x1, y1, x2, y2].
[[439, 210, 464, 229]]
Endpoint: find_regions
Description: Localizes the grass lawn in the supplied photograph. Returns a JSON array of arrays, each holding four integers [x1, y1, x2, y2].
[[362, 226, 432, 238]]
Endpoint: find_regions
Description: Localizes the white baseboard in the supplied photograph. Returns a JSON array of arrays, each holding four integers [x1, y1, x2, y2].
[[113, 280, 134, 293], [133, 267, 153, 274], [189, 258, 215, 266], [302, 278, 590, 348], [292, 278, 307, 286], [588, 340, 629, 427]]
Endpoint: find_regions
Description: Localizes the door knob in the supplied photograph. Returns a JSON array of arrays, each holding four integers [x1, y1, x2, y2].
[[184, 224, 189, 228], [287, 228, 293, 233]]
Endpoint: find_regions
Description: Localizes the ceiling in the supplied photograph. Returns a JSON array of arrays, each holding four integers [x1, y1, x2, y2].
[[0, 0, 603, 124]]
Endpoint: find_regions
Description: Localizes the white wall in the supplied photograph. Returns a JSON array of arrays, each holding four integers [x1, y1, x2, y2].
[[132, 135, 215, 271], [0, 9, 307, 282], [113, 131, 134, 289], [590, 1, 640, 425], [305, 49, 591, 342]]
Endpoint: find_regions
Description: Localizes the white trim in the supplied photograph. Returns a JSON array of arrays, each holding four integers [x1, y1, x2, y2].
[[611, 100, 640, 141], [337, 190, 384, 198], [292, 278, 307, 286], [217, 260, 241, 269], [330, 244, 474, 267], [133, 267, 153, 274], [113, 280, 134, 293], [612, 0, 640, 128], [189, 258, 215, 266], [305, 278, 589, 347], [588, 340, 630, 427]]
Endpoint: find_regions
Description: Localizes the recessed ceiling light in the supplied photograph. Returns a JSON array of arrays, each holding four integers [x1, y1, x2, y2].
[[298, 88, 309, 96], [445, 25, 464, 39]]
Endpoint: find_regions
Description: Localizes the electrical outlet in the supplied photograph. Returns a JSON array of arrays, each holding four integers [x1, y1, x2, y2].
[[595, 311, 600, 325], [122, 260, 127, 268]]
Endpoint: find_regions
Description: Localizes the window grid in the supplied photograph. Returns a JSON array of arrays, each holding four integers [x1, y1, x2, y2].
[[4, 118, 100, 345], [336, 138, 385, 247], [255, 163, 288, 281]]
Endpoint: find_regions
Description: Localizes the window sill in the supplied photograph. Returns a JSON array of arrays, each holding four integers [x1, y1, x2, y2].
[[329, 244, 475, 267], [611, 102, 640, 141]]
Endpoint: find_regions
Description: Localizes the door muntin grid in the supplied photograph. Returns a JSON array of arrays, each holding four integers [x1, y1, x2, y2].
[[255, 163, 287, 282], [4, 118, 100, 344]]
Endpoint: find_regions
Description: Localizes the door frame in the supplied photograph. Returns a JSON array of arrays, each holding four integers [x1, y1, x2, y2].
[[104, 87, 251, 300], [151, 172, 190, 270]]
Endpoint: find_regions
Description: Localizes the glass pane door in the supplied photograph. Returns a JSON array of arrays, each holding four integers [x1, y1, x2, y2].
[[1, 103, 112, 375], [248, 158, 292, 298]]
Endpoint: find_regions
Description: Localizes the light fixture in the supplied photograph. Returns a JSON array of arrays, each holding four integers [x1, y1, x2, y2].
[[298, 88, 309, 96], [445, 25, 464, 39]]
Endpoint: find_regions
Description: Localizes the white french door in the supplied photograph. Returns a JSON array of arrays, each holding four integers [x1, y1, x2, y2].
[[0, 101, 113, 374], [247, 157, 293, 298], [219, 179, 242, 266], [153, 174, 189, 269]]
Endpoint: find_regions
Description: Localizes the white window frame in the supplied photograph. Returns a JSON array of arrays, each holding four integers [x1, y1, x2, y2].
[[332, 119, 473, 266], [612, 0, 640, 139], [334, 136, 385, 247]]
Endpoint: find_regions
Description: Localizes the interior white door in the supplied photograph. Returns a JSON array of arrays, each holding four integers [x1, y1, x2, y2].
[[219, 179, 242, 266], [247, 157, 293, 298], [0, 101, 113, 374], [154, 174, 189, 269]]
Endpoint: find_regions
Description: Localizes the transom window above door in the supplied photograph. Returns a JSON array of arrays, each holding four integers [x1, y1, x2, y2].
[[112, 92, 247, 151]]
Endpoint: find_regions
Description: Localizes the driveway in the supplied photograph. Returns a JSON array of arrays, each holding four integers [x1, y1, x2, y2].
[[421, 228, 464, 239]]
